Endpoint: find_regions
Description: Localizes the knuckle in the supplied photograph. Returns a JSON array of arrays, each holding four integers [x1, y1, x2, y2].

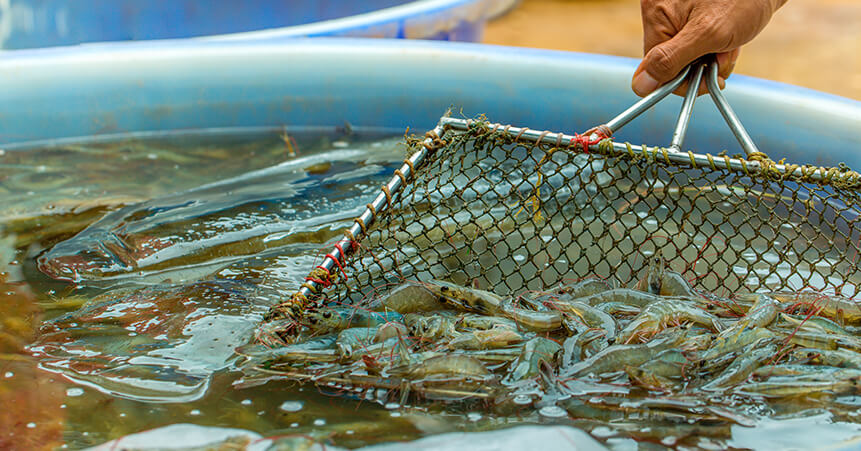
[[648, 45, 678, 78], [699, 17, 732, 48]]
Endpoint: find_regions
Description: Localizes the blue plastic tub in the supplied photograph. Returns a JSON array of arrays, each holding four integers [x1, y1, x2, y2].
[[0, 0, 515, 49], [0, 38, 859, 169]]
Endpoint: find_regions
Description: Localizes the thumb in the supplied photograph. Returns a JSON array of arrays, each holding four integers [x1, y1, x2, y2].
[[632, 26, 705, 97]]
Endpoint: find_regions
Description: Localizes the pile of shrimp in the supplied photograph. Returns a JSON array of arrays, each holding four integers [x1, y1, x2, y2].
[[238, 258, 861, 445]]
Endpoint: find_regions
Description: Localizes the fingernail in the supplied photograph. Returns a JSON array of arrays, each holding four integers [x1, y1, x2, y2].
[[632, 71, 659, 97]]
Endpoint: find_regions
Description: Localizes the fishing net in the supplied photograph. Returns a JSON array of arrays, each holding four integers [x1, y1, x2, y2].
[[267, 115, 861, 322]]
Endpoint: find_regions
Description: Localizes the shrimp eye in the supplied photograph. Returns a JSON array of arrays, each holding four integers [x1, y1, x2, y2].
[[323, 311, 332, 319], [441, 287, 449, 292], [309, 318, 318, 324]]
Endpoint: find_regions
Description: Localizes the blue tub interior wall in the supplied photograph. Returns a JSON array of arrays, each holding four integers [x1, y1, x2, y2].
[[0, 0, 440, 48], [1, 39, 858, 170]]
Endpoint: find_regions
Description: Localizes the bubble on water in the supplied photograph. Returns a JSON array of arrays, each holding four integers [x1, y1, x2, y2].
[[590, 426, 615, 438], [313, 419, 326, 426], [66, 388, 84, 397], [189, 409, 202, 416], [467, 412, 482, 422], [290, 423, 299, 428], [346, 430, 355, 435], [390, 412, 402, 418], [3, 372, 12, 378], [384, 402, 399, 410], [26, 423, 36, 429], [241, 399, 252, 406], [661, 436, 677, 446], [513, 395, 532, 405], [279, 400, 304, 412], [538, 405, 567, 418]]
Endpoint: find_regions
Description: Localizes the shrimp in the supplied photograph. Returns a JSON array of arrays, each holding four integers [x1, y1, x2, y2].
[[616, 299, 724, 344], [780, 313, 851, 335], [640, 349, 697, 379], [448, 327, 526, 350], [634, 254, 700, 298], [737, 377, 860, 398], [377, 282, 443, 313], [701, 343, 777, 391], [772, 291, 861, 325], [500, 301, 563, 332], [504, 337, 562, 382], [562, 329, 606, 365], [554, 278, 612, 298], [791, 348, 861, 370], [594, 302, 641, 317], [697, 327, 775, 361], [718, 294, 778, 339], [578, 288, 665, 308], [423, 279, 503, 315], [304, 306, 403, 334], [456, 314, 517, 331], [624, 366, 677, 392], [548, 299, 616, 341], [387, 355, 491, 379], [563, 329, 685, 378], [404, 313, 459, 341]]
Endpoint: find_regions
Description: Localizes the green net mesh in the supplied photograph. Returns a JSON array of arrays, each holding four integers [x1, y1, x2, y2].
[[270, 117, 861, 320]]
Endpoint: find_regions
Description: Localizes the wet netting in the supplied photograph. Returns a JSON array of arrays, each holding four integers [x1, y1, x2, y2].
[[267, 116, 861, 321]]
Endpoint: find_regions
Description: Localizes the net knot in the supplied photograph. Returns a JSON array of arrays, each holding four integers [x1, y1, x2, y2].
[[264, 292, 310, 321], [304, 266, 337, 290], [569, 125, 612, 153], [747, 151, 782, 179]]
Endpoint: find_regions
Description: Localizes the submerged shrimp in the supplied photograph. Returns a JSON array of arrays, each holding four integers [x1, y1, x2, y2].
[[701, 343, 777, 391], [377, 282, 443, 313], [387, 354, 491, 379]]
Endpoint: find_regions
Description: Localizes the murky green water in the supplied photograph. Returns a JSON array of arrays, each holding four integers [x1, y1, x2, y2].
[[3, 128, 861, 450]]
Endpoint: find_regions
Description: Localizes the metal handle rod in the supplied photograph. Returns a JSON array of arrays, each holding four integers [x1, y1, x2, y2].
[[706, 61, 761, 157], [604, 65, 691, 133], [669, 61, 706, 151], [296, 124, 445, 299], [440, 117, 837, 183]]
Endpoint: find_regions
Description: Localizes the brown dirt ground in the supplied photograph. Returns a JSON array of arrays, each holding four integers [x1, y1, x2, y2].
[[484, 0, 861, 100]]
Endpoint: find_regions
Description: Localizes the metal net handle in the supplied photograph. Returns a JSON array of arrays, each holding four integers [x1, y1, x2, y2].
[[264, 127, 448, 321]]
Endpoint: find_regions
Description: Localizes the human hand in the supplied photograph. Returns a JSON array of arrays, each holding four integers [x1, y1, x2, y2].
[[632, 0, 787, 97]]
